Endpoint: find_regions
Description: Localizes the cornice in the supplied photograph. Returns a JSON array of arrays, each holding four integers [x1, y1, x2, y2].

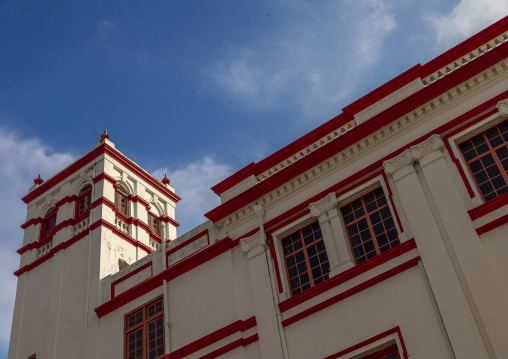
[[211, 55, 508, 231]]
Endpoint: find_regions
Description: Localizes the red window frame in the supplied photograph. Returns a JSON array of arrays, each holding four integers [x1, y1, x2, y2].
[[40, 208, 57, 242], [76, 185, 92, 217], [459, 120, 508, 202], [147, 213, 160, 236], [341, 187, 400, 265], [282, 221, 330, 296], [115, 187, 129, 215], [125, 297, 165, 359], [361, 344, 400, 359]]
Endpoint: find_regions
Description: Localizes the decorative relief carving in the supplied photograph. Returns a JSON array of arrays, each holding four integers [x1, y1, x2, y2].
[[240, 232, 266, 253], [410, 134, 444, 160], [383, 149, 414, 175], [497, 99, 508, 118], [309, 193, 337, 218]]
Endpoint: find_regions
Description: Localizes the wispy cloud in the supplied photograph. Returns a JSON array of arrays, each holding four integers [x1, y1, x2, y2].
[[153, 157, 233, 234], [205, 0, 396, 121], [0, 127, 75, 352], [425, 0, 508, 47]]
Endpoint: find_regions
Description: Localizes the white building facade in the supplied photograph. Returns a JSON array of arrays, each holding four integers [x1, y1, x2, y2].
[[9, 17, 508, 359]]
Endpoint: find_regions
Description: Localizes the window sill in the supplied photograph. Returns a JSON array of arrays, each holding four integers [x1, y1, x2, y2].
[[278, 238, 416, 313]]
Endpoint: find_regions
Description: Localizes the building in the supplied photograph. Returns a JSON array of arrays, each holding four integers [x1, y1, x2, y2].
[[8, 16, 508, 359]]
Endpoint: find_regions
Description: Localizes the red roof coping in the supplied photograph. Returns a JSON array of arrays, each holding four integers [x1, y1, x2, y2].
[[210, 15, 508, 198], [422, 15, 508, 78]]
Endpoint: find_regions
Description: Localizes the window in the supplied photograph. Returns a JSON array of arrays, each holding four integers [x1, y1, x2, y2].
[[341, 188, 399, 265], [147, 213, 160, 236], [282, 221, 330, 296], [40, 207, 57, 241], [115, 185, 129, 215], [459, 120, 508, 202], [361, 345, 400, 359], [76, 184, 92, 216], [125, 298, 165, 359]]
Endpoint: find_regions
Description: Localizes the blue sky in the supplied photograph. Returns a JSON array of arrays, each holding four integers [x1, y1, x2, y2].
[[1, 0, 507, 356]]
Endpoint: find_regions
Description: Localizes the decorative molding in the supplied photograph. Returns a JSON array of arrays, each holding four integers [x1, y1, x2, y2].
[[240, 232, 266, 253], [383, 149, 414, 175], [496, 98, 508, 117], [309, 193, 338, 218], [410, 134, 444, 160]]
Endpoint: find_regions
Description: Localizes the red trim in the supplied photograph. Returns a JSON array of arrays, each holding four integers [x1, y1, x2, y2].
[[22, 144, 107, 204], [129, 194, 151, 211], [166, 317, 256, 359], [196, 334, 259, 359], [21, 143, 181, 205], [269, 237, 284, 293], [323, 326, 408, 359], [421, 15, 508, 79], [444, 136, 477, 199], [160, 215, 180, 228], [103, 145, 181, 203], [20, 217, 43, 230], [279, 239, 416, 312], [211, 162, 256, 195], [95, 238, 233, 318], [92, 219, 152, 254], [343, 64, 422, 115], [281, 256, 420, 327], [14, 229, 91, 276], [167, 230, 209, 256], [209, 16, 508, 200], [111, 261, 153, 298], [476, 212, 508, 235], [206, 34, 508, 223], [381, 171, 404, 232], [93, 172, 116, 185], [468, 191, 508, 220]]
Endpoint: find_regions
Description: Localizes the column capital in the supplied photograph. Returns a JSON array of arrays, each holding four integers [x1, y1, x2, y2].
[[410, 134, 444, 161], [496, 98, 508, 118], [308, 193, 337, 218], [240, 231, 267, 254], [383, 149, 414, 175]]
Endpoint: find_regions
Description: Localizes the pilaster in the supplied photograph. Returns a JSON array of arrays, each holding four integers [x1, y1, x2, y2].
[[414, 134, 508, 358], [383, 142, 489, 359], [308, 193, 353, 277], [240, 231, 285, 359]]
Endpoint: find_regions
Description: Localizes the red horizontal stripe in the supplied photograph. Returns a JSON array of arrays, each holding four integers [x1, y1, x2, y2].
[[281, 256, 421, 327], [476, 212, 508, 235], [95, 238, 234, 318], [210, 15, 508, 200], [206, 40, 508, 223], [167, 317, 256, 359], [196, 333, 259, 359], [279, 239, 416, 312], [468, 193, 508, 220]]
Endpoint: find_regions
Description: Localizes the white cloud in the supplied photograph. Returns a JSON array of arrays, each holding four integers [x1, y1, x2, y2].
[[425, 0, 508, 47], [0, 128, 75, 353], [154, 157, 233, 235], [205, 0, 396, 121]]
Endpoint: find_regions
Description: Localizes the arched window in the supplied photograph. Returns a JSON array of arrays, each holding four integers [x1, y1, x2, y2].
[[115, 185, 129, 215], [147, 212, 160, 236], [41, 207, 57, 241], [76, 184, 92, 216]]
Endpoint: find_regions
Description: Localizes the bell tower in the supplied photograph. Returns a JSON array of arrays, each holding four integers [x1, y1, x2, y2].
[[8, 133, 181, 359]]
